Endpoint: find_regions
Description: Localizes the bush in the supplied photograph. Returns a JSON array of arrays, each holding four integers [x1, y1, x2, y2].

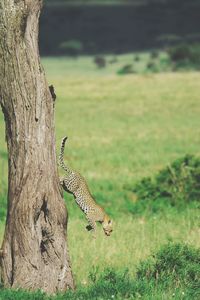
[[146, 61, 159, 73], [137, 243, 200, 297], [168, 44, 200, 70], [134, 55, 140, 62], [150, 50, 159, 59], [59, 40, 83, 57], [86, 268, 134, 299], [131, 155, 200, 213], [117, 64, 135, 75], [56, 268, 136, 300], [0, 289, 47, 300], [168, 44, 191, 62], [94, 56, 106, 68]]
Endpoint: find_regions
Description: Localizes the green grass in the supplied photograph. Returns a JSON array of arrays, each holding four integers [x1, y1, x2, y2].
[[0, 243, 200, 299], [68, 210, 200, 286], [41, 52, 170, 77], [0, 54, 200, 297]]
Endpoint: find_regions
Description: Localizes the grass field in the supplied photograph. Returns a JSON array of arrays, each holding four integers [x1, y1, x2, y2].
[[0, 54, 200, 298]]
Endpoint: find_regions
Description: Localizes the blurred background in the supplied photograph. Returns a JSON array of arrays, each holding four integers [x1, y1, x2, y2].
[[41, 0, 200, 55], [39, 0, 200, 74]]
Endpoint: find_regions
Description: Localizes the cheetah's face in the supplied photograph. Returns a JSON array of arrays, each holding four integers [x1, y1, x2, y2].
[[102, 217, 113, 236]]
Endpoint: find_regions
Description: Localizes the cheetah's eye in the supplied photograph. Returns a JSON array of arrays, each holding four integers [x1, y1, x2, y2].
[[108, 220, 111, 224]]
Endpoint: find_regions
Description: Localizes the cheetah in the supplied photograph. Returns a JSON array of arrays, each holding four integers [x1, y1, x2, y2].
[[59, 136, 113, 237]]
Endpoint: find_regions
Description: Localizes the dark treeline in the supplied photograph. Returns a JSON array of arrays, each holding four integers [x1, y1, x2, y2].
[[45, 0, 197, 4], [40, 0, 200, 55]]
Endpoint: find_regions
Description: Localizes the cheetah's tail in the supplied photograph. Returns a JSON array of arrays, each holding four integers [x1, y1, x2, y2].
[[59, 136, 73, 174]]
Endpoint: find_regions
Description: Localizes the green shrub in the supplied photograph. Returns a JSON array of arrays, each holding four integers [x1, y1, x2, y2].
[[86, 268, 134, 299], [159, 56, 171, 70], [168, 44, 191, 62], [168, 44, 200, 70], [146, 61, 159, 73], [55, 268, 136, 300], [131, 154, 200, 213], [150, 50, 159, 59], [59, 40, 83, 57], [137, 243, 200, 297], [0, 289, 47, 300], [134, 55, 140, 62], [117, 64, 135, 75], [94, 56, 106, 68]]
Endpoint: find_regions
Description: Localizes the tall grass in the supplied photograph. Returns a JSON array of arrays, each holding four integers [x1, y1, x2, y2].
[[0, 242, 199, 299]]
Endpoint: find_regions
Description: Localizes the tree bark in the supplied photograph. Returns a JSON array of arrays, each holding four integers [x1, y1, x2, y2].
[[0, 0, 74, 293]]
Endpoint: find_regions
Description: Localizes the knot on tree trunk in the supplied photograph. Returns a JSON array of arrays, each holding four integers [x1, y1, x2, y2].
[[49, 85, 56, 102]]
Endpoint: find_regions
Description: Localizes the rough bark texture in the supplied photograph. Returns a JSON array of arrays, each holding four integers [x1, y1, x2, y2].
[[0, 0, 74, 293]]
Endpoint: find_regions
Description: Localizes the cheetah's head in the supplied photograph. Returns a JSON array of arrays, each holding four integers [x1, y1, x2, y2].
[[102, 215, 113, 236]]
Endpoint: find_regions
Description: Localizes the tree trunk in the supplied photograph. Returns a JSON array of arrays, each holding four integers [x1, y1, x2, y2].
[[0, 0, 74, 293]]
